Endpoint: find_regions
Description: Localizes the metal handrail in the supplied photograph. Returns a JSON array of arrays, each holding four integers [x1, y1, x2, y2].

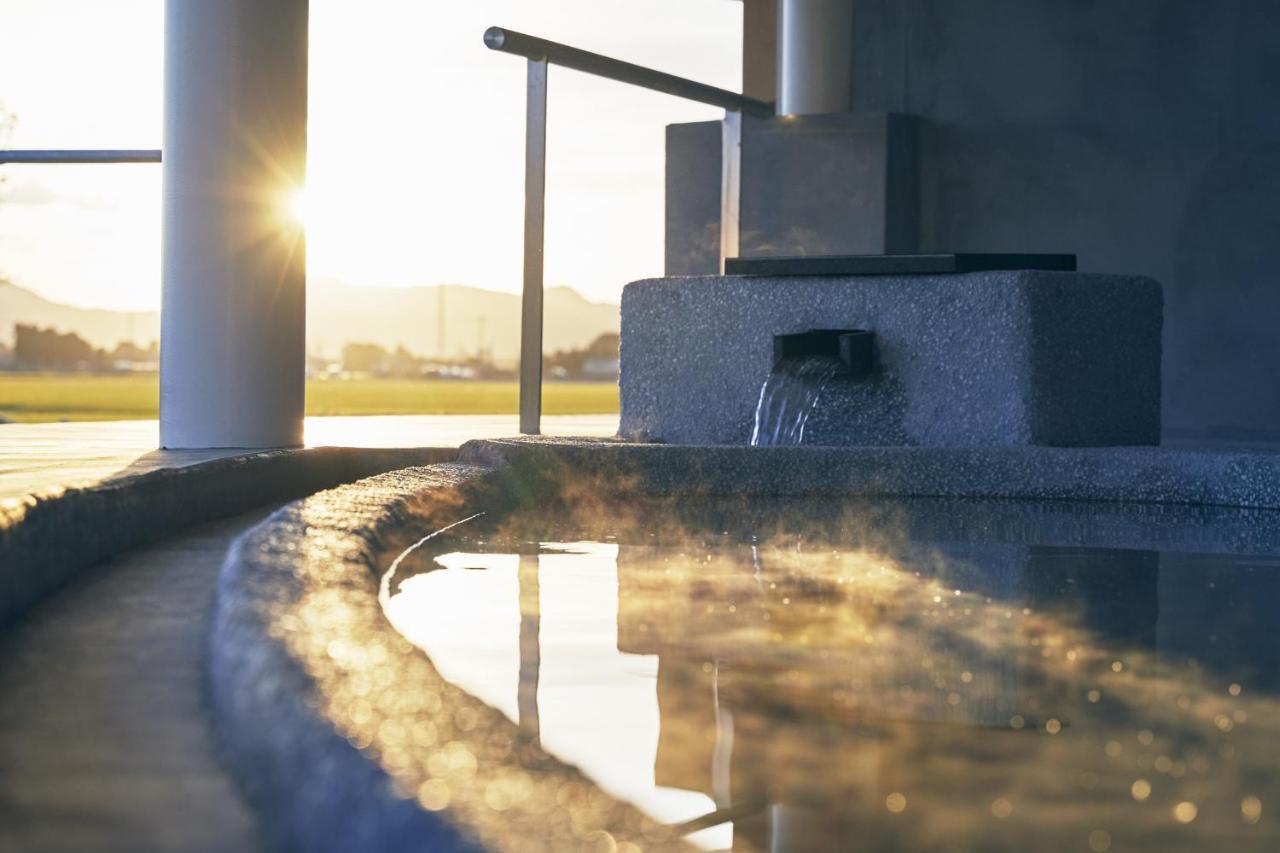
[[7, 31, 765, 437], [485, 26, 771, 434], [0, 150, 161, 163], [483, 27, 773, 118]]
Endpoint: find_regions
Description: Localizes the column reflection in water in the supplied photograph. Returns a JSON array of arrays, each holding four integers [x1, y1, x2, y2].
[[517, 553, 541, 744], [533, 543, 726, 848], [388, 541, 726, 847], [385, 505, 1280, 852]]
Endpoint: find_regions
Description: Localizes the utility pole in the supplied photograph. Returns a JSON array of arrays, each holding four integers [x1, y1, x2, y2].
[[437, 285, 447, 360]]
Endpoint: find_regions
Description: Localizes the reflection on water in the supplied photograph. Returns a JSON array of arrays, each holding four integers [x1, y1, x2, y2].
[[382, 504, 1278, 852]]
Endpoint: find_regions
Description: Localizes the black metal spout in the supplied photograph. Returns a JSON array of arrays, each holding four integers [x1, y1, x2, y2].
[[773, 329, 875, 378]]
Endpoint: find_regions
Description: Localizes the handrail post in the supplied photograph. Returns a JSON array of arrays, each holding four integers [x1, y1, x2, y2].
[[519, 58, 549, 436], [719, 110, 742, 273], [488, 25, 773, 430]]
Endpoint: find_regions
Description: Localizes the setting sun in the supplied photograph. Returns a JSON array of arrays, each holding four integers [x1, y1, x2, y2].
[[288, 187, 309, 228], [0, 0, 740, 311]]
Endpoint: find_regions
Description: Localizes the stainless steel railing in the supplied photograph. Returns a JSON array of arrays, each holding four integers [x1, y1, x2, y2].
[[483, 27, 773, 117], [3, 29, 773, 437], [483, 26, 773, 434], [0, 150, 161, 163]]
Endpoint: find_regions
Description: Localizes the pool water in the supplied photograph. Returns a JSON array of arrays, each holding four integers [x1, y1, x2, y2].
[[381, 499, 1278, 852]]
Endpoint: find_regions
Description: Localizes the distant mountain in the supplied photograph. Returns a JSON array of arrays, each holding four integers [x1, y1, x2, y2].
[[0, 280, 159, 350], [307, 278, 619, 364], [0, 279, 619, 365]]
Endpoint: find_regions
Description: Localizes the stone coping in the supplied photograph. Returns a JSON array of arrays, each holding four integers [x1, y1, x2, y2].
[[211, 464, 691, 853], [208, 437, 1280, 852], [619, 271, 1162, 447], [0, 446, 455, 632], [461, 438, 1280, 510]]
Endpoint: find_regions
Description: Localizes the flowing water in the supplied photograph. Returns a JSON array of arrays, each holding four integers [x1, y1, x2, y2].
[[751, 356, 842, 447]]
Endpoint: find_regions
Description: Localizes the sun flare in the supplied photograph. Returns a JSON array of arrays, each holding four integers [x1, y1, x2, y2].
[[287, 188, 309, 228]]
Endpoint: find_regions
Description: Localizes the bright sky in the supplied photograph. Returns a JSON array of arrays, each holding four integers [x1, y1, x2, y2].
[[0, 0, 741, 311]]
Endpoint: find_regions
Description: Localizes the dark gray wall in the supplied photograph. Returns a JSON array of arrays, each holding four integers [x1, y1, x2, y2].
[[664, 114, 919, 274], [665, 123, 723, 277], [739, 113, 918, 257], [847, 0, 1280, 442]]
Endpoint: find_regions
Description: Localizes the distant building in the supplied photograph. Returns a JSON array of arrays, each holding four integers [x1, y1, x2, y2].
[[582, 357, 620, 380], [546, 332, 619, 381]]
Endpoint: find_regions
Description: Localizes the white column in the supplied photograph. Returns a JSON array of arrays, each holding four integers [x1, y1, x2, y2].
[[777, 0, 853, 115], [160, 0, 309, 449]]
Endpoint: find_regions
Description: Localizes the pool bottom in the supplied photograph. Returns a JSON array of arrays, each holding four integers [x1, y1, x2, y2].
[[382, 497, 1279, 853]]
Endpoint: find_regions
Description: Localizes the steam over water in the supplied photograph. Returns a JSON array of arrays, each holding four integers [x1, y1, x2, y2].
[[383, 497, 1280, 852], [750, 356, 842, 446]]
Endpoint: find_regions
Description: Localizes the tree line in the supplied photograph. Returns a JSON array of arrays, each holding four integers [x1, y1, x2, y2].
[[334, 332, 619, 381], [7, 324, 158, 372], [4, 322, 619, 380]]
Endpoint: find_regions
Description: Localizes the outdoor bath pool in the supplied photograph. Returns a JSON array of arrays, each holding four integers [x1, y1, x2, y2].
[[210, 443, 1280, 852], [379, 495, 1278, 853]]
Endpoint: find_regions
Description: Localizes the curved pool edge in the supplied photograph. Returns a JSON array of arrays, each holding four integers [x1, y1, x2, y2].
[[211, 464, 486, 853], [208, 438, 1280, 852], [209, 461, 690, 853], [0, 446, 455, 634]]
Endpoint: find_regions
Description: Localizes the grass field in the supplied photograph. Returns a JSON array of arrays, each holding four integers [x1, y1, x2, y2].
[[0, 373, 619, 423]]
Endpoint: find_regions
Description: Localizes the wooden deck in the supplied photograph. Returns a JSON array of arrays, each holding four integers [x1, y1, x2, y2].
[[0, 414, 618, 503]]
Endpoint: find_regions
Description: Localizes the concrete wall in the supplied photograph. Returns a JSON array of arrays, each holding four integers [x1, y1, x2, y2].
[[665, 122, 723, 277], [621, 272, 1162, 447], [664, 114, 918, 274], [667, 1, 1280, 442], [845, 0, 1280, 443]]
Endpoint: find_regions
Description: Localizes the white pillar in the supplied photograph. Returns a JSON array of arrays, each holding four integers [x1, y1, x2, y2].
[[777, 0, 853, 115], [160, 0, 309, 449]]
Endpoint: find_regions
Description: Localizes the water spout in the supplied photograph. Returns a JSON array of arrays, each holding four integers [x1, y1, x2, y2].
[[773, 329, 875, 378], [751, 329, 874, 447], [750, 356, 842, 446]]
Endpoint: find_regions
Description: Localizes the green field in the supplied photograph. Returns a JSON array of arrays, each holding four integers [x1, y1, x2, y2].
[[0, 373, 619, 423]]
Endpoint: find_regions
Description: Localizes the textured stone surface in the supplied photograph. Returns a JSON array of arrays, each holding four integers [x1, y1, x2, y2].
[[207, 436, 1280, 848], [211, 464, 692, 853], [209, 436, 1280, 851], [0, 510, 274, 853], [666, 3, 1280, 444], [465, 436, 1280, 552], [0, 447, 455, 632], [462, 438, 1280, 511], [620, 271, 1162, 447]]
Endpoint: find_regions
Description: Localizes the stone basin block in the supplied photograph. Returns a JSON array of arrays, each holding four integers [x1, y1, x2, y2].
[[620, 271, 1162, 447]]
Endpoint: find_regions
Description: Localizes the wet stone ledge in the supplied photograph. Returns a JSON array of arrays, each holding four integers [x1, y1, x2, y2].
[[460, 438, 1280, 511], [0, 447, 454, 632], [210, 462, 692, 853], [209, 437, 1280, 852]]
